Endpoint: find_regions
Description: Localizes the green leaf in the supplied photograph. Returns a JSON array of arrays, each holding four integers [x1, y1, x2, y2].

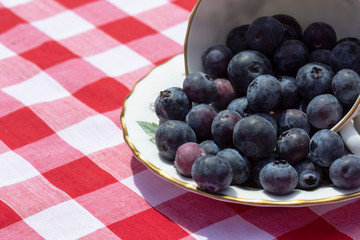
[[137, 121, 159, 144]]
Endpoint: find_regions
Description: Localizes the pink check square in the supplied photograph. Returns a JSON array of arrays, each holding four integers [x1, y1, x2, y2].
[[0, 175, 71, 219], [76, 182, 151, 225], [15, 133, 84, 173], [29, 96, 98, 132], [0, 56, 41, 88]]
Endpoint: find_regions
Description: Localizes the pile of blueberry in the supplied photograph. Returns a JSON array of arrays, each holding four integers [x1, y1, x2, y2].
[[154, 14, 360, 195]]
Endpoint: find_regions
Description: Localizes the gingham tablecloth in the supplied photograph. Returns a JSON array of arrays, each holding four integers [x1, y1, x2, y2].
[[1, 0, 360, 239]]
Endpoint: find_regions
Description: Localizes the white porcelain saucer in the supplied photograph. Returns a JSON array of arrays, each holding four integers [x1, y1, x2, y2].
[[120, 54, 360, 207]]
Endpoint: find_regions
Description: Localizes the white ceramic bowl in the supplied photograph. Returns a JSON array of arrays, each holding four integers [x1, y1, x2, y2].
[[184, 0, 360, 154]]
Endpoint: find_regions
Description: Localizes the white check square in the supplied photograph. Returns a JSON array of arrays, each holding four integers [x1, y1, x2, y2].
[[121, 169, 186, 206], [0, 43, 16, 60], [85, 45, 151, 77], [0, 151, 40, 187], [25, 200, 105, 240], [0, 43, 16, 61], [1, 0, 32, 7], [162, 21, 189, 45], [191, 215, 274, 240], [107, 0, 168, 15], [57, 115, 124, 155], [2, 72, 70, 106], [32, 10, 94, 40]]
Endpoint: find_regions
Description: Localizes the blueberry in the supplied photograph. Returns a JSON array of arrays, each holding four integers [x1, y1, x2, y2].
[[281, 24, 300, 41], [329, 154, 360, 189], [174, 142, 205, 177], [212, 78, 239, 109], [330, 40, 360, 74], [247, 16, 285, 55], [332, 69, 360, 105], [272, 14, 302, 40], [199, 140, 221, 155], [295, 98, 310, 113], [186, 104, 217, 142], [296, 62, 334, 100], [246, 74, 281, 113], [277, 76, 300, 109], [309, 129, 344, 167], [211, 110, 242, 148], [277, 109, 311, 135], [155, 120, 197, 161], [259, 160, 298, 195], [227, 97, 254, 117], [337, 37, 360, 46], [216, 148, 250, 185], [183, 72, 217, 104], [226, 24, 250, 54], [276, 128, 310, 165], [249, 156, 275, 188], [254, 113, 278, 133], [306, 94, 343, 129], [309, 49, 331, 65], [274, 40, 309, 76], [191, 155, 233, 192], [227, 50, 273, 94], [155, 87, 191, 121], [303, 22, 337, 51], [233, 115, 277, 159], [294, 159, 323, 190], [202, 44, 233, 79]]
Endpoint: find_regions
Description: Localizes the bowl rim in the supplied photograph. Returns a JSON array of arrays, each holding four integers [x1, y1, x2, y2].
[[120, 54, 360, 207]]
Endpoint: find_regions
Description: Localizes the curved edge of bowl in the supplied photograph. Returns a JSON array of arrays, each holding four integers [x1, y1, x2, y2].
[[184, 0, 202, 76]]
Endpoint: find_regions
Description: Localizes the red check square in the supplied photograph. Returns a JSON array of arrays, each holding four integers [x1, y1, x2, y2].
[[0, 200, 22, 228], [55, 0, 96, 9], [100, 17, 157, 44], [108, 208, 189, 240], [43, 156, 118, 198], [21, 40, 78, 69], [0, 107, 55, 149], [172, 0, 197, 11], [0, 8, 25, 34], [73, 77, 129, 113], [277, 217, 353, 240]]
